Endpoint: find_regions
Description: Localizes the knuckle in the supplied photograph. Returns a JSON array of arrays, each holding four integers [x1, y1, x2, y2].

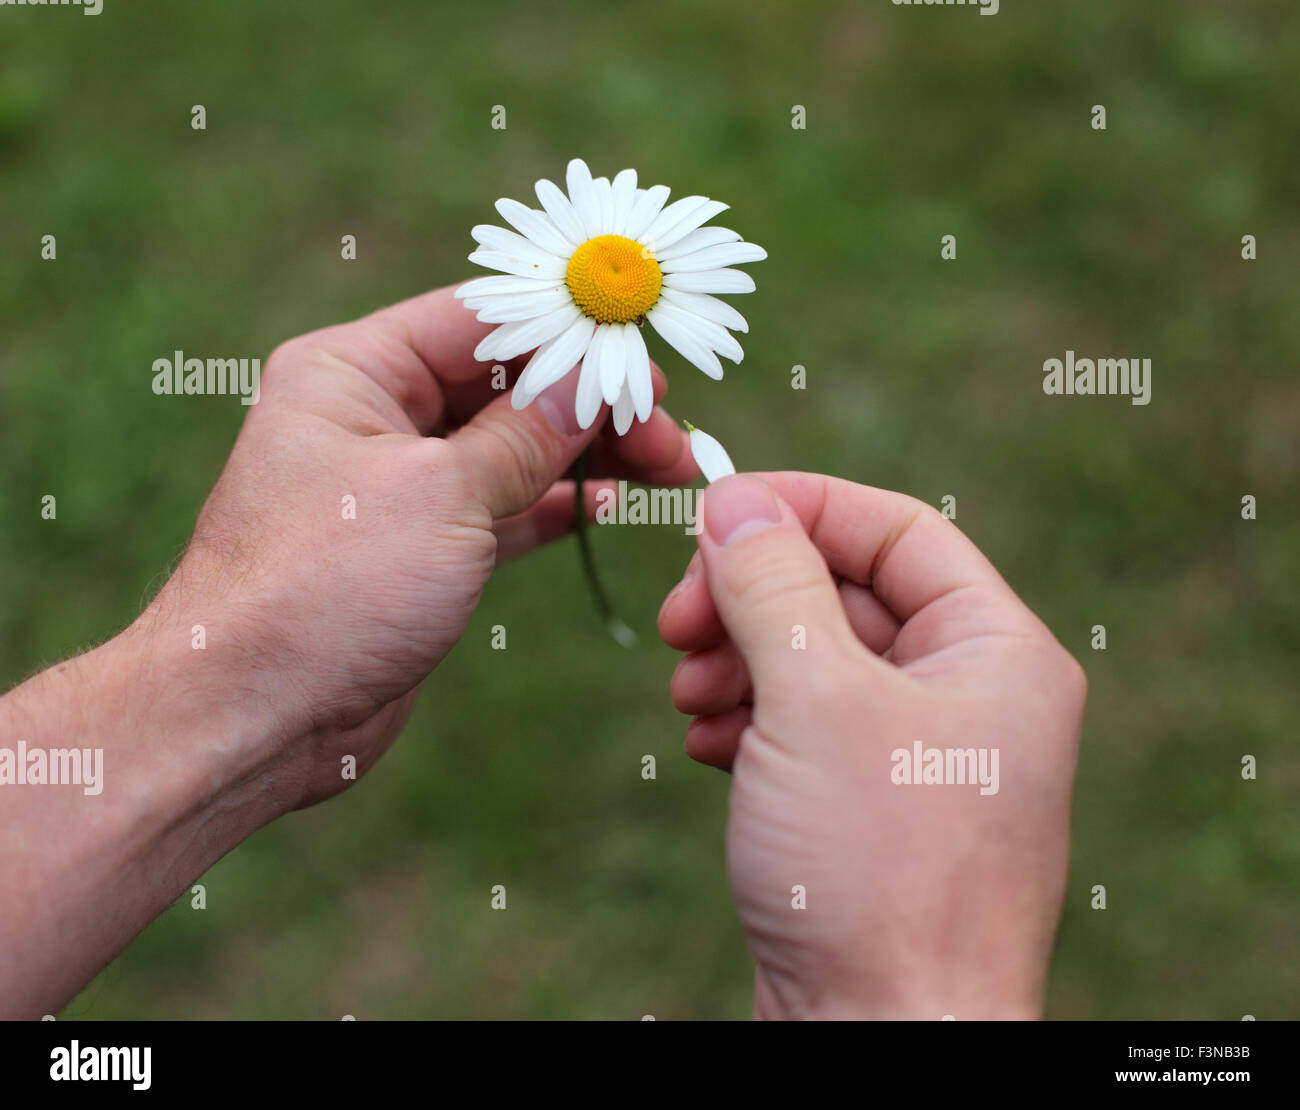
[[908, 497, 949, 534], [1062, 650, 1089, 705], [1041, 640, 1088, 709], [264, 328, 346, 383], [260, 337, 317, 397], [265, 335, 311, 375]]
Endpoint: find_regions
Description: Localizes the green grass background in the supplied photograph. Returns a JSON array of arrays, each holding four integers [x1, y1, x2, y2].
[[1, 0, 1296, 1019]]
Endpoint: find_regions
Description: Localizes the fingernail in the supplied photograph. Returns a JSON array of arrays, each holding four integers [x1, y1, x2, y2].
[[537, 375, 582, 437], [703, 475, 780, 547]]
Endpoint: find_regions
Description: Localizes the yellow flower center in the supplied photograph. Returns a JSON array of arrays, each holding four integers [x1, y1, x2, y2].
[[565, 234, 662, 324]]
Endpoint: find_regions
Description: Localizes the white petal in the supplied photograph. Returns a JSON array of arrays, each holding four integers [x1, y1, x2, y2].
[[623, 184, 671, 241], [513, 315, 596, 407], [576, 326, 608, 430], [641, 196, 714, 250], [473, 325, 513, 363], [495, 197, 577, 256], [535, 178, 587, 245], [598, 319, 627, 405], [659, 287, 749, 333], [475, 304, 579, 362], [661, 241, 767, 273], [566, 158, 601, 239], [623, 323, 654, 423], [470, 224, 565, 262], [461, 289, 561, 311], [464, 287, 573, 322], [652, 200, 731, 250], [646, 305, 724, 380], [592, 176, 614, 235], [663, 268, 756, 294], [655, 226, 742, 262], [456, 274, 561, 299], [651, 301, 744, 364], [468, 249, 567, 280], [610, 169, 637, 235], [612, 381, 636, 435], [687, 425, 736, 484]]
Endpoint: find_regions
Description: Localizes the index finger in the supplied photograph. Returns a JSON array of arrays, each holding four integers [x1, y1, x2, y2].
[[660, 471, 1033, 656], [274, 286, 686, 468], [754, 471, 1015, 627], [265, 285, 501, 435]]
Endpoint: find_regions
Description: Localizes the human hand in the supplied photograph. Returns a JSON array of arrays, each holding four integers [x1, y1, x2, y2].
[[0, 285, 699, 1018], [139, 285, 696, 815], [658, 472, 1086, 1019]]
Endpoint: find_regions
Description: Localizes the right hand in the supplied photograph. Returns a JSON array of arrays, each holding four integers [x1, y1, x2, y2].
[[658, 472, 1087, 1019]]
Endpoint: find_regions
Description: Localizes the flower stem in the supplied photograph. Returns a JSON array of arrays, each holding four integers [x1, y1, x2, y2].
[[573, 448, 637, 649]]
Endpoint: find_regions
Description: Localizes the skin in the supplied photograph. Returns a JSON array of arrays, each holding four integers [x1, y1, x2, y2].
[[0, 285, 1084, 1022], [658, 473, 1087, 1019], [0, 285, 695, 1019]]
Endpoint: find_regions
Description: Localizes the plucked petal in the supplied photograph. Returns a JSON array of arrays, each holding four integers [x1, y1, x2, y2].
[[687, 425, 737, 483]]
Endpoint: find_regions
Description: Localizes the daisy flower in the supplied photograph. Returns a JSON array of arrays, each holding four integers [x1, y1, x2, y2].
[[456, 158, 766, 434]]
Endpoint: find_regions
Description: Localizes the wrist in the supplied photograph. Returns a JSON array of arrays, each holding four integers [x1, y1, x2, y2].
[[753, 966, 1043, 1022], [110, 610, 297, 831], [0, 622, 288, 1017]]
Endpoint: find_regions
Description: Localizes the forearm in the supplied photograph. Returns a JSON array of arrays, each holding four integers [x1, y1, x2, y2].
[[0, 621, 284, 1018]]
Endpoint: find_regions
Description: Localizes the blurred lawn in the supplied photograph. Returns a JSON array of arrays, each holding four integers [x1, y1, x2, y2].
[[2, 0, 1297, 1019]]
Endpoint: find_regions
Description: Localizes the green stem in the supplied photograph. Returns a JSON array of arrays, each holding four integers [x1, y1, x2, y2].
[[574, 448, 637, 648]]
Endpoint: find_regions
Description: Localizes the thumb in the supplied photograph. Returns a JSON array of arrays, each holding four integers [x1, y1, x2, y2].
[[697, 475, 861, 693], [449, 365, 598, 519]]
